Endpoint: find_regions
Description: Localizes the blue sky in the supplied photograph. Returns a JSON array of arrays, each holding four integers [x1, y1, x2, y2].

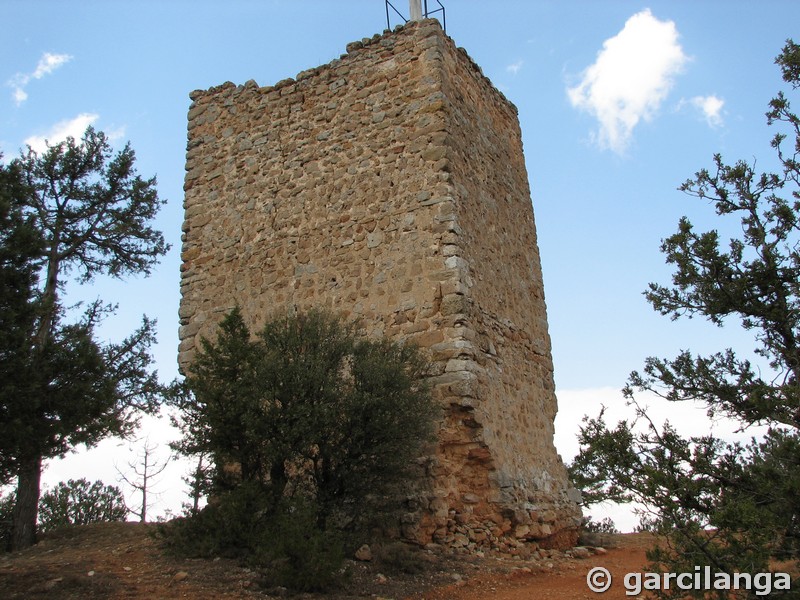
[[3, 1, 798, 528]]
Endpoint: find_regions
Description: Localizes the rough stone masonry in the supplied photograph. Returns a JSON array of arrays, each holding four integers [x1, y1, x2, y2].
[[179, 18, 582, 551]]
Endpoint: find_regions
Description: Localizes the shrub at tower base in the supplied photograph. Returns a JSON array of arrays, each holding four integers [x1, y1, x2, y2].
[[164, 308, 437, 591]]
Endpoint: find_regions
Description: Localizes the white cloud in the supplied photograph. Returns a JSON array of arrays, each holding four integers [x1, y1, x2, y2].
[[24, 113, 99, 154], [691, 94, 725, 127], [32, 52, 72, 79], [8, 51, 72, 106], [506, 59, 524, 75], [105, 125, 127, 143], [567, 9, 688, 154], [12, 87, 28, 104]]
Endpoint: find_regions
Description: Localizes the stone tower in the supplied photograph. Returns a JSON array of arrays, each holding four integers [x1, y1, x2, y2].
[[179, 19, 581, 550]]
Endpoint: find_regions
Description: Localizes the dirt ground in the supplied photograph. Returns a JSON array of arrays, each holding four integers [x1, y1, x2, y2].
[[0, 522, 653, 599], [414, 534, 652, 600]]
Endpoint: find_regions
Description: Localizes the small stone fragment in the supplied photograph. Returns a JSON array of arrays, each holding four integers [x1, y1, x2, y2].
[[571, 546, 592, 559], [354, 544, 372, 561], [44, 578, 63, 590], [172, 571, 189, 583]]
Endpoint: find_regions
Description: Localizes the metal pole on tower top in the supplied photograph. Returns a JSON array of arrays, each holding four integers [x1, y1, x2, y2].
[[409, 0, 423, 21]]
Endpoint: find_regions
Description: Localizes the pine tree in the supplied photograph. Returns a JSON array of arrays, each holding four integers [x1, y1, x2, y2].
[[0, 128, 168, 550], [38, 479, 128, 532], [571, 40, 800, 596]]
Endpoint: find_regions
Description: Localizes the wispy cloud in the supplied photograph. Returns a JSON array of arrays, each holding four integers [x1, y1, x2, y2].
[[105, 126, 127, 143], [24, 113, 99, 153], [567, 9, 688, 154], [506, 59, 524, 75], [33, 53, 72, 79], [690, 94, 725, 127], [8, 52, 72, 106]]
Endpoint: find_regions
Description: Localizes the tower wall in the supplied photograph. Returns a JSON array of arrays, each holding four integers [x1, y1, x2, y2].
[[179, 19, 580, 550]]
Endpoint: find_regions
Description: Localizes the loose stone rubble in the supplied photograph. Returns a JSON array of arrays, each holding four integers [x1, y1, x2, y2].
[[179, 18, 582, 550]]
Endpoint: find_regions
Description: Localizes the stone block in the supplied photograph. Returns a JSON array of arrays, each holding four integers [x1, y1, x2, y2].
[[440, 293, 468, 316]]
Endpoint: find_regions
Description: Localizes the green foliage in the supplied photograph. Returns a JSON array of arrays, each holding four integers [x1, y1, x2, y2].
[[168, 307, 435, 591], [180, 453, 213, 516], [0, 493, 14, 552], [582, 515, 619, 535], [0, 127, 167, 550], [571, 41, 800, 598], [173, 307, 435, 527], [257, 499, 348, 593], [38, 478, 128, 532], [0, 479, 126, 551], [0, 160, 42, 486], [160, 481, 275, 559], [160, 476, 348, 591], [16, 127, 168, 282]]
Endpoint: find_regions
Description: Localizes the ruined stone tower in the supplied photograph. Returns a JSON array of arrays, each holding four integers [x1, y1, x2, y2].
[[179, 18, 581, 549]]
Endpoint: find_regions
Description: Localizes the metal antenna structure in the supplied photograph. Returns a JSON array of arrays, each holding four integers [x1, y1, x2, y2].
[[385, 0, 446, 33]]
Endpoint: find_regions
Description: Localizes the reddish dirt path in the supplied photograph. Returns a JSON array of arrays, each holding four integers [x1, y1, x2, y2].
[[415, 541, 649, 600]]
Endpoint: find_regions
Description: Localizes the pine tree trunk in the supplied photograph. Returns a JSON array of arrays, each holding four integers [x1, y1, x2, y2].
[[191, 457, 205, 514], [13, 253, 58, 550], [12, 249, 58, 550], [12, 454, 42, 551]]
